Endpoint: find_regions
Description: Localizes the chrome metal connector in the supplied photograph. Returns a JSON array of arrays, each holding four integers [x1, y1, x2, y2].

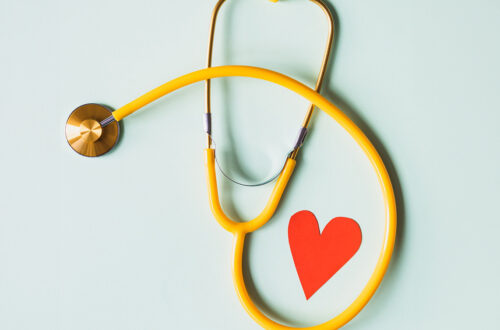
[[293, 127, 308, 150], [204, 113, 212, 135], [100, 115, 116, 128]]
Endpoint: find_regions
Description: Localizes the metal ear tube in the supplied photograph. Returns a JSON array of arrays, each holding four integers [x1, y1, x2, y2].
[[204, 0, 334, 164]]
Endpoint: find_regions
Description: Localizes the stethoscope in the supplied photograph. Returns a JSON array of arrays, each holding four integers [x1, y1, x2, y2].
[[65, 1, 397, 329]]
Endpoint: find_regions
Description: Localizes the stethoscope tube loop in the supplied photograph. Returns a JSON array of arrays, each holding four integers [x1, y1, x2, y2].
[[109, 65, 396, 329]]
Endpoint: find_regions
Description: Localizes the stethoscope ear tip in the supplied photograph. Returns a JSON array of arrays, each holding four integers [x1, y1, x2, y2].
[[65, 103, 119, 157]]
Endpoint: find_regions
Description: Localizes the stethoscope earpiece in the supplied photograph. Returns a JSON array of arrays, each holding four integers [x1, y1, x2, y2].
[[65, 103, 119, 157]]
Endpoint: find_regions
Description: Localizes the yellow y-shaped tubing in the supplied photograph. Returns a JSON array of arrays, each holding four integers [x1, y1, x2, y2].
[[112, 65, 396, 329], [205, 149, 297, 234]]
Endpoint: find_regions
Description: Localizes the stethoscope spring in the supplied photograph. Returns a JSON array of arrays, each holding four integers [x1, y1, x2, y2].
[[203, 112, 307, 187]]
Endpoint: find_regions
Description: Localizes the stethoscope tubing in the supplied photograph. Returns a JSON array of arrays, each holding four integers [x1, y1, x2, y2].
[[111, 65, 396, 329]]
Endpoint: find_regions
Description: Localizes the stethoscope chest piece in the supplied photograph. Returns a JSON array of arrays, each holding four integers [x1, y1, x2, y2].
[[65, 103, 119, 157]]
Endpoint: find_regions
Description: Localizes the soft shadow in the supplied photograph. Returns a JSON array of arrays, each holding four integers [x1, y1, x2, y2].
[[213, 0, 406, 326], [320, 2, 406, 325], [214, 0, 268, 221], [241, 235, 294, 325]]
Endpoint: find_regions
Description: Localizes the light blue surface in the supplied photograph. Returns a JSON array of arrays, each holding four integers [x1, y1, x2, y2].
[[1, 0, 499, 329]]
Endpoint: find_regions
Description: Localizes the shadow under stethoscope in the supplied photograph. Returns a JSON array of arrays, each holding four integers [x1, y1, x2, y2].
[[214, 1, 406, 326]]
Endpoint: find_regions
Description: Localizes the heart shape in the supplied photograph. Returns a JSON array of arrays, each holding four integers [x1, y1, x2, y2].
[[288, 210, 362, 300]]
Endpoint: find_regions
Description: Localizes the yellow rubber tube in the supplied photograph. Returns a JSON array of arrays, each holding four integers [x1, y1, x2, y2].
[[205, 149, 297, 234], [112, 65, 396, 329]]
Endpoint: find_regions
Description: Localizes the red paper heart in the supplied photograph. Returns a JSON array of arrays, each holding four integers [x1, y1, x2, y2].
[[288, 210, 362, 300]]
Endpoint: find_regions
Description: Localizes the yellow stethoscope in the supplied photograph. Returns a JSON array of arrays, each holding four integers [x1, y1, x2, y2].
[[65, 1, 396, 329]]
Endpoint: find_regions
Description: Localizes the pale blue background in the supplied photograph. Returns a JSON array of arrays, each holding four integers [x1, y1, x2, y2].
[[1, 0, 499, 329]]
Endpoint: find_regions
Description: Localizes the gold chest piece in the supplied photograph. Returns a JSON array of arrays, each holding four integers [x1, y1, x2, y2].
[[65, 104, 119, 157]]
